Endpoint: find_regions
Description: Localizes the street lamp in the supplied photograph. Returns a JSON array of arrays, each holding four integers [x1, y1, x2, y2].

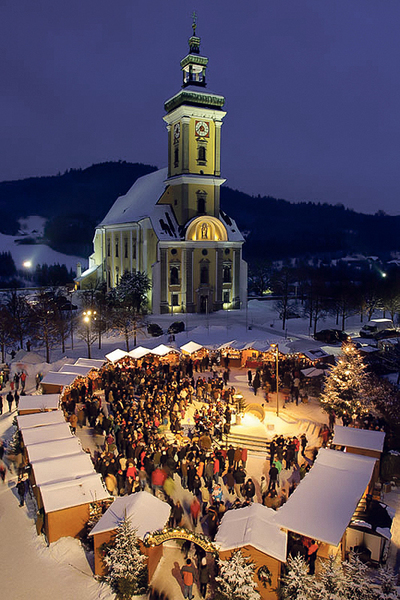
[[83, 309, 96, 359], [271, 343, 279, 417]]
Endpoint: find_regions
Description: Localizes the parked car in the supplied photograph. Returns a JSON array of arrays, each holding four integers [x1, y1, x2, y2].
[[359, 319, 395, 338], [314, 329, 349, 344], [167, 321, 185, 334], [279, 309, 301, 320], [147, 323, 163, 337], [373, 329, 400, 340]]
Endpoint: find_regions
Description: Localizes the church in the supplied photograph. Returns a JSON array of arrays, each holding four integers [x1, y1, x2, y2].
[[77, 24, 247, 314]]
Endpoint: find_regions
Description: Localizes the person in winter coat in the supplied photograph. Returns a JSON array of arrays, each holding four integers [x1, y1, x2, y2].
[[199, 556, 209, 598], [190, 495, 201, 527], [17, 476, 26, 506], [233, 465, 246, 497], [6, 391, 13, 412], [243, 478, 256, 502], [181, 558, 196, 600], [268, 464, 279, 491], [225, 467, 235, 495], [69, 413, 78, 434], [172, 500, 184, 527]]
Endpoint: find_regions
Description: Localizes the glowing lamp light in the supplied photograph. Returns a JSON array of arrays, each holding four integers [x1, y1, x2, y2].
[[23, 260, 32, 268]]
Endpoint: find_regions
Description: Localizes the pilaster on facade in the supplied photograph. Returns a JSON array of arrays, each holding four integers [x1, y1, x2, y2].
[[160, 248, 169, 313], [185, 247, 195, 312], [214, 120, 222, 177], [182, 117, 191, 174]]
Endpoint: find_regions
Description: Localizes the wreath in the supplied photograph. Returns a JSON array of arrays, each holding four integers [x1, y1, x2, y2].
[[257, 565, 272, 588]]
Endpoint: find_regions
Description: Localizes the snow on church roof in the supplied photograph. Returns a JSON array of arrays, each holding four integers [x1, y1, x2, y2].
[[215, 503, 287, 562], [98, 168, 180, 241], [274, 449, 377, 546], [89, 490, 170, 538]]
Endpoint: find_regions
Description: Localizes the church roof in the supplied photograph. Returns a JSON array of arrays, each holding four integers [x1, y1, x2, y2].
[[97, 168, 243, 242]]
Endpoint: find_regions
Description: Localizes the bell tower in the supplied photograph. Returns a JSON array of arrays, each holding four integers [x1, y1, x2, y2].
[[162, 16, 226, 228]]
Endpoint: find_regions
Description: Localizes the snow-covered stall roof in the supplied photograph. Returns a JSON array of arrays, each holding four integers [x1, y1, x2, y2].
[[332, 425, 385, 453], [18, 394, 60, 413], [180, 341, 205, 354], [105, 349, 129, 363], [17, 410, 66, 430], [215, 503, 287, 562], [39, 473, 111, 513], [89, 490, 170, 538], [218, 340, 242, 350], [151, 344, 180, 356], [21, 422, 73, 446], [241, 340, 273, 352], [41, 372, 78, 387], [26, 437, 83, 463], [128, 346, 152, 359], [74, 357, 105, 369], [274, 449, 377, 546], [58, 364, 93, 376], [31, 452, 95, 486]]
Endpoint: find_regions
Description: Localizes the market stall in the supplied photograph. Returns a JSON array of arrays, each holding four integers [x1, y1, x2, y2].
[[150, 344, 181, 365], [180, 340, 207, 358], [17, 410, 67, 431], [30, 452, 95, 489], [89, 490, 171, 577], [40, 372, 77, 395], [21, 422, 73, 447], [105, 349, 130, 364], [38, 472, 111, 544], [75, 357, 105, 369], [218, 340, 242, 367], [275, 449, 377, 560], [240, 341, 271, 368], [25, 436, 83, 464], [215, 503, 287, 600], [18, 394, 60, 415]]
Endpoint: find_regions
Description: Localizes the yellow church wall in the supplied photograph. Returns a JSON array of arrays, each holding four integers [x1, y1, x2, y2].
[[188, 118, 215, 175]]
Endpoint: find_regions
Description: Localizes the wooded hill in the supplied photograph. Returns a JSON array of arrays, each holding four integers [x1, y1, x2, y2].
[[1, 161, 399, 263]]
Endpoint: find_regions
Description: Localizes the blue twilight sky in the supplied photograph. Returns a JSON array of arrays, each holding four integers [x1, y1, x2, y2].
[[1, 0, 399, 215]]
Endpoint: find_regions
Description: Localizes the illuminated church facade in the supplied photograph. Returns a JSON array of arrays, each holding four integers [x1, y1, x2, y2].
[[78, 26, 247, 314]]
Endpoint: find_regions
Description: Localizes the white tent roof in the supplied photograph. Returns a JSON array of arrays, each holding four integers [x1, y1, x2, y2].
[[58, 364, 93, 376], [151, 344, 180, 356], [89, 490, 170, 538], [241, 340, 272, 352], [75, 358, 104, 369], [275, 449, 377, 546], [332, 425, 385, 453], [218, 340, 241, 350], [105, 349, 129, 363], [39, 472, 111, 513], [180, 341, 205, 354], [41, 372, 78, 387], [215, 503, 287, 562], [22, 422, 73, 446], [128, 346, 152, 359], [18, 394, 60, 413], [17, 410, 66, 430], [31, 452, 95, 486], [26, 437, 83, 463]]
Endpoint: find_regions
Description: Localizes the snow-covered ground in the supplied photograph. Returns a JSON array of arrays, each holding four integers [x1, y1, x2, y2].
[[0, 299, 399, 599], [1, 215, 87, 274]]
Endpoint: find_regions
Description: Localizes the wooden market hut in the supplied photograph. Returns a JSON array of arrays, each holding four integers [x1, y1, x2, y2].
[[105, 349, 130, 364], [128, 346, 153, 361], [150, 344, 181, 365], [40, 372, 77, 395], [30, 452, 95, 488], [17, 410, 67, 431], [38, 472, 111, 543], [240, 340, 272, 368], [180, 340, 207, 358], [218, 340, 242, 367], [20, 421, 73, 448], [74, 357, 105, 369], [25, 436, 83, 463], [275, 449, 378, 561], [18, 393, 60, 415], [215, 503, 287, 600], [89, 490, 171, 577]]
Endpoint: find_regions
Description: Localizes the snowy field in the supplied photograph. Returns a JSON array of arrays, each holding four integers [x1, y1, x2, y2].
[[0, 297, 399, 599]]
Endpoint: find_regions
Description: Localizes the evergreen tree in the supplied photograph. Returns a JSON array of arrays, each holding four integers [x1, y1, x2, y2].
[[215, 549, 260, 600], [342, 553, 377, 600], [376, 565, 400, 600], [313, 554, 347, 600], [280, 554, 316, 600], [102, 517, 148, 600], [320, 342, 371, 421]]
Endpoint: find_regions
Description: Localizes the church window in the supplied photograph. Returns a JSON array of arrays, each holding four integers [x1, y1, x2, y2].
[[223, 292, 230, 304], [116, 266, 119, 285], [172, 294, 179, 307], [124, 239, 128, 259], [107, 240, 110, 257], [115, 241, 119, 258], [223, 265, 231, 283], [132, 243, 136, 260], [200, 265, 209, 284], [198, 146, 206, 163], [197, 195, 206, 214], [107, 270, 111, 287], [174, 147, 179, 167], [170, 266, 179, 285]]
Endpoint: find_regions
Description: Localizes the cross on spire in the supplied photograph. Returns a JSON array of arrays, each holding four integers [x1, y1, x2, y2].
[[192, 11, 197, 36]]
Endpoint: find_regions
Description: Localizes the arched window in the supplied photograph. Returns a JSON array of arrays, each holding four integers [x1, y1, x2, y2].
[[107, 240, 110, 257], [115, 241, 119, 258], [200, 265, 209, 284], [170, 266, 179, 285], [174, 147, 179, 167], [198, 146, 206, 163], [223, 266, 231, 283], [197, 196, 206, 214], [124, 239, 128, 259]]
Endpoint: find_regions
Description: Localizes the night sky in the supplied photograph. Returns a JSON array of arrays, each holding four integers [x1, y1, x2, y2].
[[1, 1, 400, 215]]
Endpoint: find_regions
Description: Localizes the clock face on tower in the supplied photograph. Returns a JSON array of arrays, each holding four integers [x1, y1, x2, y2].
[[173, 122, 180, 141], [195, 120, 209, 137]]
